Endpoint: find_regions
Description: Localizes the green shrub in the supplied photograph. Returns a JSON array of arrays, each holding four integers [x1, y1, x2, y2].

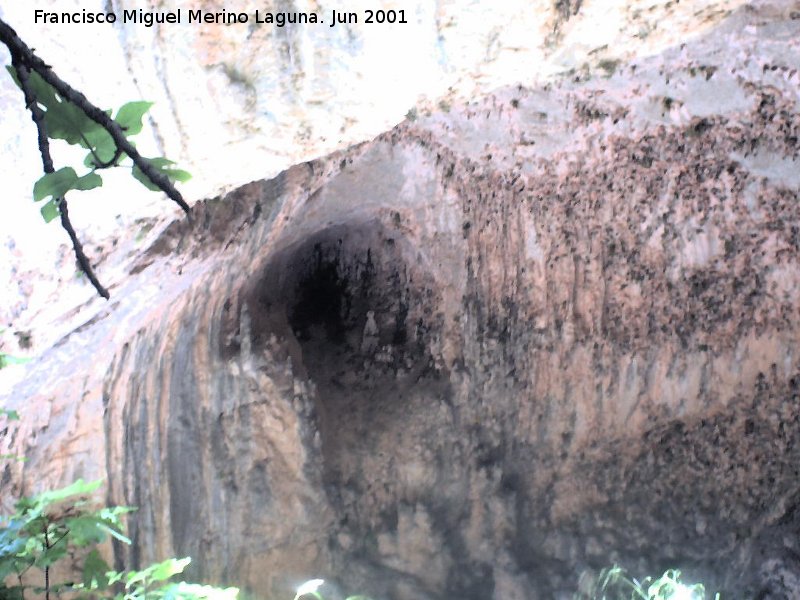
[[0, 478, 237, 600], [578, 565, 719, 600]]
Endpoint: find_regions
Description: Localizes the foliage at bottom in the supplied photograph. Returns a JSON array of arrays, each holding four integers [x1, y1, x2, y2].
[[0, 478, 237, 600]]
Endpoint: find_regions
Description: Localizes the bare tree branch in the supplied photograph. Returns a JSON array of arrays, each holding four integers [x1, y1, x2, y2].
[[80, 130, 125, 169], [1, 17, 196, 299], [0, 18, 192, 216]]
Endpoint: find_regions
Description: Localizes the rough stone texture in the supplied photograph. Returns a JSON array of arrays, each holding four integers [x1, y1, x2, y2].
[[2, 1, 800, 599], [0, 0, 745, 355]]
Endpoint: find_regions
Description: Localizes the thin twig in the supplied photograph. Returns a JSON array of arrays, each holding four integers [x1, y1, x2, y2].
[[79, 130, 125, 169], [44, 526, 51, 600], [47, 527, 71, 552], [11, 52, 110, 299], [0, 18, 192, 217]]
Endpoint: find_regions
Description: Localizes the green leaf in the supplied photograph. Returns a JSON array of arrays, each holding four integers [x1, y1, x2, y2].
[[40, 199, 60, 223], [167, 169, 192, 184], [123, 557, 190, 590], [5, 66, 58, 108], [5, 67, 113, 148], [44, 101, 104, 146], [81, 129, 118, 167], [115, 101, 153, 136], [132, 169, 160, 191], [65, 516, 107, 546], [12, 496, 36, 513], [40, 478, 102, 501], [33, 167, 78, 202], [160, 582, 240, 599], [0, 408, 20, 421], [0, 454, 27, 462], [47, 581, 80, 595], [32, 169, 101, 223], [35, 539, 68, 568], [0, 353, 32, 368], [29, 479, 102, 512], [95, 522, 131, 545], [146, 556, 191, 582], [294, 579, 325, 600], [132, 157, 191, 192], [0, 583, 24, 600], [97, 505, 137, 520], [106, 570, 125, 586], [73, 171, 103, 192], [82, 549, 110, 589]]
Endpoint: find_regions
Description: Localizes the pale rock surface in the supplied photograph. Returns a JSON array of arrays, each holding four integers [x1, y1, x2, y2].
[[0, 0, 746, 357], [2, 1, 800, 599]]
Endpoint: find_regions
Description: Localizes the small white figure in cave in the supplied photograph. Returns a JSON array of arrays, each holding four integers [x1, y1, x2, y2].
[[375, 344, 394, 364], [360, 310, 379, 354]]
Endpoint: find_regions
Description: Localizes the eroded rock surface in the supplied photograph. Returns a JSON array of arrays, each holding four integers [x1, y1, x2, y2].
[[2, 2, 800, 599], [0, 0, 746, 345]]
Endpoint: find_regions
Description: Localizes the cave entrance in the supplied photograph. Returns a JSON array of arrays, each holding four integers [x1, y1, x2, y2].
[[274, 221, 421, 378], [289, 242, 352, 345], [247, 218, 460, 597]]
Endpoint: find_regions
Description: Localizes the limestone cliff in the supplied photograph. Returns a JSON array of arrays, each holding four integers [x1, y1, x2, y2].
[[0, 0, 745, 339], [2, 1, 800, 599]]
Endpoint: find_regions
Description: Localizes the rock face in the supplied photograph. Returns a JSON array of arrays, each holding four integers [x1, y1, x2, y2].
[[0, 0, 744, 339], [3, 2, 800, 599]]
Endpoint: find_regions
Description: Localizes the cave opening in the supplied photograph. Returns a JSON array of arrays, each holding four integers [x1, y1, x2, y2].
[[241, 218, 464, 598], [289, 242, 353, 345], [271, 222, 421, 378]]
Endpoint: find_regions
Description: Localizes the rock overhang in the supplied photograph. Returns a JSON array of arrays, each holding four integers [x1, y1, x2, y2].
[[3, 5, 800, 596]]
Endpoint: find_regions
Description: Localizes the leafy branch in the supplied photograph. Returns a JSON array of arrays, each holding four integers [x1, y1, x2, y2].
[[0, 479, 238, 600], [576, 565, 718, 600], [0, 17, 192, 299], [0, 479, 132, 600]]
